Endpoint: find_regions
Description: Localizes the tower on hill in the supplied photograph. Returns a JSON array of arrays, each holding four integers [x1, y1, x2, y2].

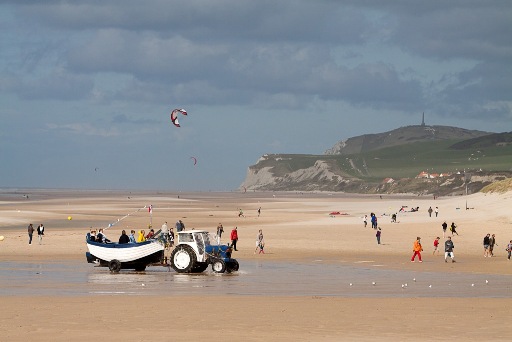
[[421, 112, 425, 126]]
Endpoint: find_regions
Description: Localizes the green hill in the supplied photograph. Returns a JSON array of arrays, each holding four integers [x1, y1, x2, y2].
[[242, 126, 512, 194]]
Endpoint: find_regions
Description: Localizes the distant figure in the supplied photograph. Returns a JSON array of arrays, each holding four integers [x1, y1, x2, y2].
[[445, 236, 455, 262], [96, 228, 110, 243], [257, 207, 261, 217], [391, 213, 397, 223], [363, 215, 368, 227], [450, 222, 459, 236], [27, 223, 34, 245], [119, 230, 130, 244], [442, 221, 448, 238], [137, 230, 146, 243], [88, 229, 96, 242], [376, 227, 382, 245], [230, 227, 239, 251], [483, 234, 491, 257], [433, 237, 440, 255], [506, 240, 512, 260], [37, 223, 45, 245], [129, 230, 136, 243], [238, 209, 245, 218], [411, 237, 423, 262], [255, 229, 265, 254], [435, 207, 439, 217], [145, 229, 155, 239], [489, 234, 497, 257], [175, 220, 185, 232], [428, 206, 433, 217], [216, 223, 224, 244], [161, 221, 169, 236]]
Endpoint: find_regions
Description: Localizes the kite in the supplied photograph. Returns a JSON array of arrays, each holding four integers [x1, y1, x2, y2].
[[170, 108, 187, 127], [190, 156, 197, 165]]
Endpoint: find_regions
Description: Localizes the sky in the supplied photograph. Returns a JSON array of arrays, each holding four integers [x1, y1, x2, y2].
[[1, 0, 511, 191]]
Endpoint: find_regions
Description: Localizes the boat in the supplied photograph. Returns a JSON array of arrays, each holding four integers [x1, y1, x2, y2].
[[85, 237, 165, 272]]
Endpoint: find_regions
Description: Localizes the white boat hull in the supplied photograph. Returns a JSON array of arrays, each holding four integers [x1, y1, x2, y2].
[[86, 240, 164, 263]]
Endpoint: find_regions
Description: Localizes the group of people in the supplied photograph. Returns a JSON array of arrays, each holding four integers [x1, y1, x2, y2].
[[441, 221, 459, 237], [483, 233, 498, 257], [27, 223, 45, 245], [413, 236, 455, 263]]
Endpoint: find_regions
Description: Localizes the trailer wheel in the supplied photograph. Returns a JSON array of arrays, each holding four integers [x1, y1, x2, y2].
[[108, 259, 121, 273], [170, 245, 196, 273], [212, 259, 226, 273], [227, 259, 239, 273]]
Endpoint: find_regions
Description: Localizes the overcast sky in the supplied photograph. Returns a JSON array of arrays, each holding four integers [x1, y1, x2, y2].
[[1, 0, 511, 191]]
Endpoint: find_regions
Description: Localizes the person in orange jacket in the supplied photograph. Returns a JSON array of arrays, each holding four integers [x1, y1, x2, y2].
[[411, 237, 423, 262]]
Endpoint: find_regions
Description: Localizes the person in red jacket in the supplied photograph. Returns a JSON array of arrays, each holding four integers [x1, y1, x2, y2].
[[230, 227, 239, 251]]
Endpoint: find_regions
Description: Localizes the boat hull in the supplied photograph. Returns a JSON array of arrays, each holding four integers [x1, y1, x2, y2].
[[86, 240, 164, 268]]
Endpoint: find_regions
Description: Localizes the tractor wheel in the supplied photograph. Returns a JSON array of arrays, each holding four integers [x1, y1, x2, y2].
[[212, 259, 227, 273], [191, 262, 209, 273], [227, 259, 239, 273], [108, 259, 122, 273], [170, 245, 196, 273]]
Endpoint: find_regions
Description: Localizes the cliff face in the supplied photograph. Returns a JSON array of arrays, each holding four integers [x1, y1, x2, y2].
[[240, 125, 512, 194]]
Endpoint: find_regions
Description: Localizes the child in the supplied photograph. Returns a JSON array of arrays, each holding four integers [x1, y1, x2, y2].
[[376, 227, 382, 244], [433, 237, 440, 255]]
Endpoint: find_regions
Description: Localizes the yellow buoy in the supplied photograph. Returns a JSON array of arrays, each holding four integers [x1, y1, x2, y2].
[[68, 216, 72, 221]]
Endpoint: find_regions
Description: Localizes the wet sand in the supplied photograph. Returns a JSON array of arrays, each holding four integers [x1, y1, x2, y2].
[[1, 189, 512, 341]]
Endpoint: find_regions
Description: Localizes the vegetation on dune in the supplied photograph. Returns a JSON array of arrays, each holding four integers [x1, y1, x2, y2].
[[481, 178, 512, 194]]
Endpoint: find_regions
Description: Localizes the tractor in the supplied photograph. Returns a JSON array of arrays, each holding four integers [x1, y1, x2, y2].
[[170, 230, 239, 274]]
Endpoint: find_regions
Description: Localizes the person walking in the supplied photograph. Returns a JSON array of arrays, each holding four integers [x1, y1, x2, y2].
[[435, 207, 439, 217], [428, 206, 433, 217], [444, 236, 455, 262], [255, 229, 265, 254], [433, 237, 440, 255], [411, 237, 423, 262], [230, 227, 239, 251], [442, 221, 448, 238], [483, 234, 491, 257], [216, 223, 224, 244], [450, 222, 459, 236], [37, 223, 45, 244], [506, 240, 512, 260], [257, 207, 261, 217], [489, 234, 497, 257], [376, 227, 382, 245], [27, 223, 34, 245], [363, 215, 368, 228]]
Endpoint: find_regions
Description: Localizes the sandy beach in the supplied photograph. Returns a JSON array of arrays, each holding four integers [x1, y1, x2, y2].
[[1, 189, 511, 341]]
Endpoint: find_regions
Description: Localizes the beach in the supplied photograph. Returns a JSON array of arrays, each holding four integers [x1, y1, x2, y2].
[[1, 189, 511, 341]]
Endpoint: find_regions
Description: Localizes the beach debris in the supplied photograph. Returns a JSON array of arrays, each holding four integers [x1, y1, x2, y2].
[[141, 283, 145, 287], [429, 285, 432, 288], [404, 283, 408, 287], [349, 283, 353, 286], [401, 284, 405, 289], [413, 278, 416, 282], [170, 108, 187, 127], [485, 280, 489, 284], [372, 281, 376, 286], [0, 235, 4, 241], [471, 283, 475, 287]]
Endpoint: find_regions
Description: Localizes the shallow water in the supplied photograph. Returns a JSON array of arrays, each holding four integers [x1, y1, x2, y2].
[[0, 260, 511, 297]]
